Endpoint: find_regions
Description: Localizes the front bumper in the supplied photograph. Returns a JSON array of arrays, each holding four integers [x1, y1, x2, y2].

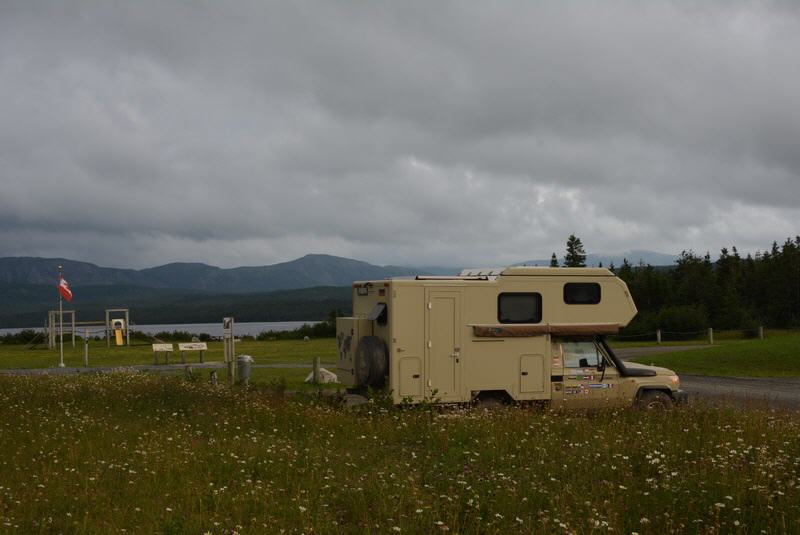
[[672, 389, 689, 404]]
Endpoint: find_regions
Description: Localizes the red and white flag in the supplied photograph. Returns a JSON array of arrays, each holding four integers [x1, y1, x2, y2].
[[58, 276, 73, 302]]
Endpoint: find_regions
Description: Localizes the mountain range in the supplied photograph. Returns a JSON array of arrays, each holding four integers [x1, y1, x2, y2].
[[0, 251, 678, 328], [0, 250, 677, 291], [0, 254, 441, 328], [0, 254, 455, 293]]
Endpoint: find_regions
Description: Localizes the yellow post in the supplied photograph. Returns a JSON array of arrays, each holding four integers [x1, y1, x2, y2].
[[115, 329, 123, 346]]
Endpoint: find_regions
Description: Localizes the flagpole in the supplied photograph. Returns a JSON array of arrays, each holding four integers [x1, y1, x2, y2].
[[58, 265, 65, 368]]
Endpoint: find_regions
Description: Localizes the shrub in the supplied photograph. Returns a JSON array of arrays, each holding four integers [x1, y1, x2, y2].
[[0, 329, 40, 344], [152, 330, 204, 342], [256, 310, 340, 341]]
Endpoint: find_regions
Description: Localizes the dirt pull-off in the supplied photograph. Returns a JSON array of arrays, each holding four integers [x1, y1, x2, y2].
[[680, 374, 800, 408], [613, 345, 800, 408]]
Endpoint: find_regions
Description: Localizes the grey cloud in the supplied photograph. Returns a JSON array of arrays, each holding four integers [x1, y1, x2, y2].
[[1, 1, 799, 269]]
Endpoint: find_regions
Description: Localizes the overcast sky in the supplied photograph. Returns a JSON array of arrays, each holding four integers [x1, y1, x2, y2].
[[1, 1, 799, 269]]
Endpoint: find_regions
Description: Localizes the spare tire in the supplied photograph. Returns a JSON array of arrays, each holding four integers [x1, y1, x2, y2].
[[355, 336, 388, 387]]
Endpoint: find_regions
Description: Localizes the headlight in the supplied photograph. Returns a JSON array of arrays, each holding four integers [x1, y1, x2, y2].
[[669, 375, 680, 388]]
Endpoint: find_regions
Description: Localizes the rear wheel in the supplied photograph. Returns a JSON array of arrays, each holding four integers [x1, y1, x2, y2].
[[474, 391, 510, 410], [637, 390, 673, 411]]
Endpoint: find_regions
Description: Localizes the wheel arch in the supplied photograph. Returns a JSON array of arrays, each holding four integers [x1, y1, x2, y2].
[[635, 386, 674, 401], [472, 389, 514, 404]]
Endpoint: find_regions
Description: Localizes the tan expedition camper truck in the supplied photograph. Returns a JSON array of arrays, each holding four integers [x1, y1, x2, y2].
[[336, 267, 687, 408]]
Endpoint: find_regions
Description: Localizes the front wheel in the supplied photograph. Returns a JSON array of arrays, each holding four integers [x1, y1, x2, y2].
[[636, 390, 673, 411]]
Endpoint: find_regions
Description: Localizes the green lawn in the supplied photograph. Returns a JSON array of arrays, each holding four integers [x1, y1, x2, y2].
[[609, 339, 709, 348], [246, 366, 343, 391], [0, 338, 339, 389], [0, 374, 797, 534], [609, 328, 793, 348], [0, 338, 336, 368], [630, 333, 800, 377]]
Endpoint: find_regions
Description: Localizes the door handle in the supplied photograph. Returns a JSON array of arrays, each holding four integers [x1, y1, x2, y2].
[[521, 371, 529, 376]]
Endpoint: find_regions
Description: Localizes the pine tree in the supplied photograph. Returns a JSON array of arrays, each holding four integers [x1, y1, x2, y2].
[[563, 234, 587, 267], [618, 259, 632, 283], [549, 253, 559, 267]]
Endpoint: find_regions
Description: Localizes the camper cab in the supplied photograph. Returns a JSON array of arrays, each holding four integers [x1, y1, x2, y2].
[[336, 267, 686, 408]]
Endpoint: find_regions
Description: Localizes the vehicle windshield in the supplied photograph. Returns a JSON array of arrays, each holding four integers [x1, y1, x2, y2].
[[559, 339, 612, 369]]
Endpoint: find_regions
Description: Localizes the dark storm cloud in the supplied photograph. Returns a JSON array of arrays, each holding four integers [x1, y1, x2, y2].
[[0, 1, 798, 268]]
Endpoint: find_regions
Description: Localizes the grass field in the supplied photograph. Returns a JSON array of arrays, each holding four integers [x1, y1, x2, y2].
[[609, 328, 792, 348], [0, 374, 797, 534], [629, 333, 800, 377], [0, 338, 336, 368], [3, 331, 800, 383], [0, 338, 339, 389], [608, 339, 710, 348]]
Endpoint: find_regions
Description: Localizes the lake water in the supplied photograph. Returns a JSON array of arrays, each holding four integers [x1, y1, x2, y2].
[[0, 321, 318, 337]]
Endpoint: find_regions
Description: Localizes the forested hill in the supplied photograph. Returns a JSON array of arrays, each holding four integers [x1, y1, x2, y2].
[[0, 284, 351, 328]]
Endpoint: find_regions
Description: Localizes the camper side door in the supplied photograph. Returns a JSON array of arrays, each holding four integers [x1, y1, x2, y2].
[[425, 288, 462, 401]]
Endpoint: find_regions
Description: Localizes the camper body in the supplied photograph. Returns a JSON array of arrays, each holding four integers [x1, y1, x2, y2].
[[336, 267, 686, 408]]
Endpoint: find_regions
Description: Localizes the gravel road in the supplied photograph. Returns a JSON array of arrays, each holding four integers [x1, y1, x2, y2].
[[679, 374, 800, 408], [613, 345, 800, 408]]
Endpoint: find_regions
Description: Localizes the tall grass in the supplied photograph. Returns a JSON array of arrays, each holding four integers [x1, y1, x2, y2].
[[0, 374, 797, 533]]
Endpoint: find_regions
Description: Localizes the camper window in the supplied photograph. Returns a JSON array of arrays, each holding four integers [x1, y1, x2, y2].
[[498, 292, 542, 324], [564, 282, 601, 304]]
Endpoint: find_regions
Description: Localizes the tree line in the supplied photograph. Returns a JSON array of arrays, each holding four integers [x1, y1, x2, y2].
[[552, 234, 800, 334]]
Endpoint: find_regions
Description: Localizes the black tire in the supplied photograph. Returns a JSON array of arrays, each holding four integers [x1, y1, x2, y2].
[[637, 390, 673, 411], [354, 336, 388, 387], [474, 391, 510, 410], [476, 396, 505, 410]]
